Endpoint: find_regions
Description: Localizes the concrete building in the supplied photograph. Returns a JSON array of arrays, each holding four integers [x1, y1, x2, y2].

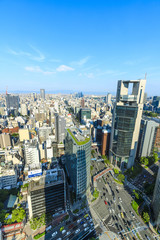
[[0, 168, 17, 189], [40, 89, 45, 100], [152, 166, 160, 228], [65, 127, 91, 199], [109, 79, 146, 169], [21, 103, 28, 116], [79, 108, 91, 123], [55, 115, 66, 143], [19, 129, 30, 142], [0, 133, 11, 149], [24, 141, 40, 169], [101, 129, 111, 157], [137, 119, 159, 158], [38, 126, 52, 142], [6, 94, 19, 111], [106, 93, 112, 105], [27, 168, 65, 218]]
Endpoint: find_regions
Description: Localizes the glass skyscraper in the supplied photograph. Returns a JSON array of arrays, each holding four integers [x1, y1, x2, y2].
[[65, 127, 91, 199]]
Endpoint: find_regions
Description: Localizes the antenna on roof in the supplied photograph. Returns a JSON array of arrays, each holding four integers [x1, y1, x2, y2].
[[145, 73, 147, 80], [6, 86, 8, 95]]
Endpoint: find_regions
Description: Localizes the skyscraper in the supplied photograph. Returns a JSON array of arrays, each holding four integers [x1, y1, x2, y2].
[[55, 114, 66, 143], [6, 94, 19, 110], [152, 166, 160, 228], [65, 127, 91, 199], [24, 140, 40, 169], [109, 79, 146, 169], [40, 89, 45, 100], [106, 93, 112, 105]]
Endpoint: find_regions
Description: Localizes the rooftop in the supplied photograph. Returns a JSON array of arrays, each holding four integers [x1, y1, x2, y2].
[[67, 128, 90, 145]]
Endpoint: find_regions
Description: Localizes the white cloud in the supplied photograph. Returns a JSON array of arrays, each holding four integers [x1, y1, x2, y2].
[[25, 66, 55, 75], [84, 73, 94, 79], [8, 45, 45, 62], [71, 56, 90, 66], [56, 65, 74, 72]]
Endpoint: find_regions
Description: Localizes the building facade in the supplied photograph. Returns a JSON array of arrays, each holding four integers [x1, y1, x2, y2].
[[28, 168, 65, 218], [55, 114, 66, 144], [101, 129, 111, 157], [137, 118, 159, 158], [65, 127, 91, 199], [0, 133, 11, 149], [24, 141, 40, 169], [40, 89, 45, 100], [152, 166, 160, 228], [0, 169, 17, 189], [6, 94, 20, 111], [109, 79, 146, 169]]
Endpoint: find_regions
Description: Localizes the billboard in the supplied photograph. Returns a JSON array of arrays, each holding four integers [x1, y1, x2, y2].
[[2, 222, 23, 233], [28, 169, 42, 178]]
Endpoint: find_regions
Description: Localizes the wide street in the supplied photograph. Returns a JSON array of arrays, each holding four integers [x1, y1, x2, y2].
[[89, 160, 156, 240]]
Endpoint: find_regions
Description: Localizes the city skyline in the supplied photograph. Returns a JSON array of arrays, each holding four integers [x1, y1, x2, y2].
[[0, 0, 160, 95]]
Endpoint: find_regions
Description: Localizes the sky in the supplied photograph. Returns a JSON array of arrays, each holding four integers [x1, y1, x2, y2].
[[0, 0, 160, 95]]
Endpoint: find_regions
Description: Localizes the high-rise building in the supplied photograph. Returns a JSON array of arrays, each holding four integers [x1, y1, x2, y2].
[[65, 127, 91, 199], [109, 79, 146, 169], [24, 141, 40, 169], [81, 98, 85, 108], [28, 168, 66, 218], [101, 129, 111, 157], [106, 93, 112, 105], [55, 114, 66, 144], [38, 126, 52, 142], [40, 89, 45, 100], [6, 94, 19, 110], [137, 118, 159, 158], [21, 103, 28, 116], [152, 166, 160, 228]]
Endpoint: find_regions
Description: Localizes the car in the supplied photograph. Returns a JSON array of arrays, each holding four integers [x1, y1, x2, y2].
[[83, 223, 87, 227], [104, 200, 107, 205], [115, 215, 118, 221], [66, 231, 71, 236], [118, 205, 121, 210], [113, 197, 116, 201], [57, 238, 62, 240], [77, 219, 81, 223], [108, 201, 110, 206], [90, 223, 94, 226], [119, 225, 123, 231], [84, 227, 89, 231], [75, 229, 80, 234], [62, 229, 66, 234], [86, 217, 90, 220], [89, 219, 93, 222], [112, 215, 115, 220], [52, 231, 57, 237]]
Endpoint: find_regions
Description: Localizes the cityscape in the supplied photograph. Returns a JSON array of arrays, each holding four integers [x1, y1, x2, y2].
[[0, 1, 160, 240]]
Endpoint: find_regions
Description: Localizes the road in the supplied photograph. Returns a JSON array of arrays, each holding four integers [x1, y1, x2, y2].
[[89, 161, 156, 240]]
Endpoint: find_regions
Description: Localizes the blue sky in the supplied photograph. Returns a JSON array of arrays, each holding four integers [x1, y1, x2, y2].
[[0, 0, 160, 95]]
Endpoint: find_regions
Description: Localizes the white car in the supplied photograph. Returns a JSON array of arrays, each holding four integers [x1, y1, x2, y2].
[[77, 219, 81, 223], [62, 229, 66, 234], [75, 229, 80, 234], [66, 231, 71, 235], [84, 227, 89, 231], [83, 223, 87, 227], [52, 231, 57, 237]]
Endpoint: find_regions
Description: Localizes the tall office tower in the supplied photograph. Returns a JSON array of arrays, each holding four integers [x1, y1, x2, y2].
[[101, 129, 111, 157], [28, 168, 66, 218], [152, 166, 160, 228], [40, 89, 45, 100], [65, 127, 91, 199], [24, 141, 40, 169], [106, 93, 112, 105], [137, 119, 159, 158], [6, 94, 19, 110], [109, 79, 146, 169], [81, 98, 85, 108], [55, 114, 66, 143], [21, 103, 28, 116]]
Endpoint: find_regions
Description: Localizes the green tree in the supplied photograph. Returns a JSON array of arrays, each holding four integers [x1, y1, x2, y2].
[[114, 168, 119, 174], [0, 210, 6, 223], [152, 152, 159, 163], [143, 212, 150, 223], [140, 157, 149, 166], [117, 173, 125, 183], [11, 208, 26, 223]]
